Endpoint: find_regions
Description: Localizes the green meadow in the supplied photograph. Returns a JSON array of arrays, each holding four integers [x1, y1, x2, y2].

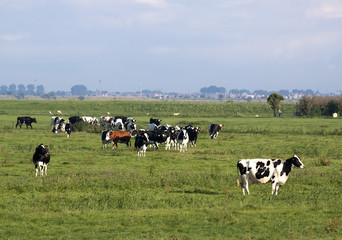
[[0, 100, 341, 239]]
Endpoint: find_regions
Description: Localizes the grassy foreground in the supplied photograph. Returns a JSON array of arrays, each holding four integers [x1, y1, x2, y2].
[[0, 100, 341, 239]]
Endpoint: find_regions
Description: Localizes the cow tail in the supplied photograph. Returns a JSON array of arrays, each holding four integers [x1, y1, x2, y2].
[[236, 163, 240, 187]]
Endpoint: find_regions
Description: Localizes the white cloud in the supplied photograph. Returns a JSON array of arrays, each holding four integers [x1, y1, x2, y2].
[[135, 0, 168, 8], [307, 1, 342, 18], [0, 34, 25, 41]]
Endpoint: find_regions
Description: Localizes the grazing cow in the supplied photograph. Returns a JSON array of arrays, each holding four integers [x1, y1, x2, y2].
[[209, 124, 223, 139], [52, 119, 71, 137], [177, 128, 189, 152], [50, 116, 62, 129], [82, 116, 99, 125], [101, 130, 113, 149], [150, 118, 162, 126], [236, 155, 305, 195], [135, 133, 149, 157], [16, 116, 37, 129], [69, 116, 83, 125], [33, 144, 50, 177], [109, 131, 131, 149]]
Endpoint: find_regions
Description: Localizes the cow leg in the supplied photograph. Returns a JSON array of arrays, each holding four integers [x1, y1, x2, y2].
[[241, 175, 249, 195], [40, 164, 44, 176], [275, 184, 280, 195], [271, 182, 276, 195], [44, 164, 48, 176], [35, 165, 38, 177]]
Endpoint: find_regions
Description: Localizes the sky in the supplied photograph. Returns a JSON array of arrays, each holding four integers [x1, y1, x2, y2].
[[0, 0, 342, 94]]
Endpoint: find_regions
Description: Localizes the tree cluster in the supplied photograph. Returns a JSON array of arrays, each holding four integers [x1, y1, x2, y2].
[[0, 84, 45, 96], [298, 96, 342, 117], [200, 86, 226, 94]]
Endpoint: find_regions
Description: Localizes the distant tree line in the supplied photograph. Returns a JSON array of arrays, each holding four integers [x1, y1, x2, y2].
[[0, 84, 45, 96], [298, 96, 342, 117], [0, 84, 90, 98]]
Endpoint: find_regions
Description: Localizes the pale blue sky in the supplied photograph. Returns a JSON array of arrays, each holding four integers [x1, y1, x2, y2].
[[0, 0, 341, 93]]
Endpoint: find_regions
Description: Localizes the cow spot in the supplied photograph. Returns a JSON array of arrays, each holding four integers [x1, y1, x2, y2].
[[255, 167, 270, 179]]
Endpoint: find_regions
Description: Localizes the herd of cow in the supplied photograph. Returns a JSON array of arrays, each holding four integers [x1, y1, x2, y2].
[[17, 115, 305, 195]]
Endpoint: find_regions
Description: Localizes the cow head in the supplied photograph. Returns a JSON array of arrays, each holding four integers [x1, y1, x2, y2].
[[291, 155, 305, 169], [36, 144, 49, 155], [33, 118, 37, 123]]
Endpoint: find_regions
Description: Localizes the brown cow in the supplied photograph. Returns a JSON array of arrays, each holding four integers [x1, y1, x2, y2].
[[109, 130, 131, 149]]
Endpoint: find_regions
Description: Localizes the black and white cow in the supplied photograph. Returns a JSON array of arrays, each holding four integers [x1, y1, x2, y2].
[[65, 122, 72, 137], [150, 118, 162, 126], [82, 116, 99, 125], [176, 128, 189, 152], [33, 144, 50, 177], [101, 130, 113, 149], [209, 124, 223, 139], [236, 155, 305, 195], [50, 116, 62, 129], [134, 133, 149, 157], [16, 116, 37, 129], [124, 121, 137, 133], [185, 125, 200, 147], [52, 119, 71, 137]]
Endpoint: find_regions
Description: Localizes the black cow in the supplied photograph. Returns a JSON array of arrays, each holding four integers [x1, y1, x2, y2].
[[33, 144, 50, 177], [150, 118, 162, 126], [16, 116, 37, 129], [209, 124, 223, 139], [69, 116, 83, 125]]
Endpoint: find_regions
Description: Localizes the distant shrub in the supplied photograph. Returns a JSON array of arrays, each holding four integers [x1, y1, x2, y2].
[[298, 96, 342, 117], [72, 121, 103, 133]]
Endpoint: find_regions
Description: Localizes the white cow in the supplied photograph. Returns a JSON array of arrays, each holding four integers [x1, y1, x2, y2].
[[236, 155, 305, 195]]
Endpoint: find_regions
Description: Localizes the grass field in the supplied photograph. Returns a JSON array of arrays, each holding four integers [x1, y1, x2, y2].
[[0, 100, 341, 239]]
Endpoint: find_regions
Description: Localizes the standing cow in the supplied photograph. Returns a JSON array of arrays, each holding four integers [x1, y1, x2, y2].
[[236, 155, 305, 195], [109, 131, 131, 149], [177, 128, 189, 152], [101, 130, 113, 149], [209, 124, 223, 139], [135, 133, 149, 157], [16, 116, 37, 129], [33, 144, 50, 177]]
